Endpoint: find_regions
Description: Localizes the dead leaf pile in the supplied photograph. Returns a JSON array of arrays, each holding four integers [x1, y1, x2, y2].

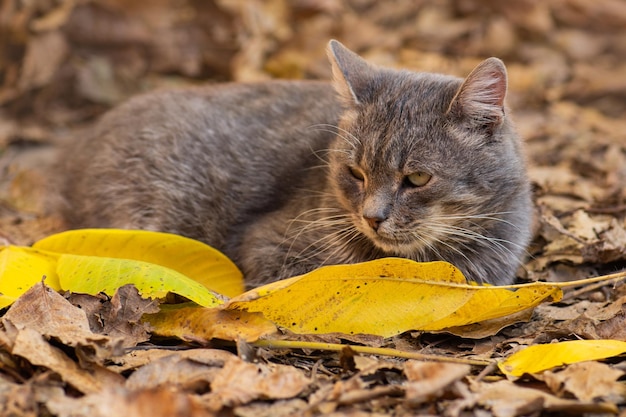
[[1, 233, 625, 416], [1, 0, 626, 415], [2, 281, 625, 417]]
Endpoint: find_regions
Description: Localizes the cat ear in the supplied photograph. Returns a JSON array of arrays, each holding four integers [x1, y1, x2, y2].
[[447, 57, 507, 127], [327, 40, 373, 105]]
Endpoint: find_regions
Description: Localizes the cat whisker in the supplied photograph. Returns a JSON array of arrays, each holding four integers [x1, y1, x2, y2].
[[285, 218, 353, 244], [412, 221, 529, 275], [286, 224, 358, 265], [428, 211, 524, 232], [282, 210, 353, 259], [287, 207, 344, 222], [404, 226, 480, 272], [426, 220, 528, 254], [318, 227, 367, 266], [292, 188, 337, 199], [308, 123, 362, 149]]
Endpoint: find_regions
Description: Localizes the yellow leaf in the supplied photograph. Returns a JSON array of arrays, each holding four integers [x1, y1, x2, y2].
[[422, 282, 559, 331], [145, 304, 277, 342], [227, 258, 562, 337], [33, 229, 244, 297], [0, 246, 61, 308], [56, 253, 223, 307], [498, 340, 626, 377]]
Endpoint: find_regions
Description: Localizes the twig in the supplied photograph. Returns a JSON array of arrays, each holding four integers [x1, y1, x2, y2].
[[252, 339, 492, 366], [561, 276, 624, 301]]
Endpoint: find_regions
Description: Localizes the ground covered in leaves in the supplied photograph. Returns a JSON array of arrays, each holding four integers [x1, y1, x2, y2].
[[1, 0, 626, 416]]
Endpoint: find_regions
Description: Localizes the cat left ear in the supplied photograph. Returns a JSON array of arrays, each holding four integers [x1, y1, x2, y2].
[[327, 40, 373, 106], [447, 57, 507, 128]]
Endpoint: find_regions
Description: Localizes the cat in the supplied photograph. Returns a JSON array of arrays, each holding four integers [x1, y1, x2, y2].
[[60, 40, 533, 287]]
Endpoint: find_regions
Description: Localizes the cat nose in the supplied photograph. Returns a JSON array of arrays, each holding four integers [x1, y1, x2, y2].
[[364, 215, 385, 231]]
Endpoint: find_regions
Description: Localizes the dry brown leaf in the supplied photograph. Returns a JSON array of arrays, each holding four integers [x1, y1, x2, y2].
[[229, 398, 308, 417], [582, 218, 626, 263], [17, 31, 68, 91], [538, 295, 626, 321], [11, 327, 124, 394], [353, 355, 401, 376], [472, 379, 618, 417], [317, 375, 367, 413], [2, 1, 626, 415], [0, 376, 67, 417], [2, 282, 122, 362], [404, 361, 470, 405], [46, 386, 209, 417], [146, 304, 277, 342], [67, 285, 159, 348], [531, 296, 626, 341], [126, 350, 233, 391], [543, 361, 626, 403], [30, 0, 75, 32], [530, 206, 626, 275], [204, 356, 310, 410], [439, 308, 534, 339]]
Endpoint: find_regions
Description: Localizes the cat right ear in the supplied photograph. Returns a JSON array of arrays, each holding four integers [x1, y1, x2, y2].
[[447, 57, 508, 129], [327, 40, 373, 106]]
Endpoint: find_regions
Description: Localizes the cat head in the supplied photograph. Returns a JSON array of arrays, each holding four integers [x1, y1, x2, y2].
[[324, 40, 530, 282]]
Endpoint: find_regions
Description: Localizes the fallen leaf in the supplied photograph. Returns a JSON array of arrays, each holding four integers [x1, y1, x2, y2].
[[126, 350, 234, 391], [498, 340, 626, 377], [0, 246, 61, 308], [33, 229, 244, 296], [404, 361, 470, 405], [17, 31, 68, 91], [472, 379, 618, 417], [227, 258, 562, 337], [2, 281, 120, 362], [67, 285, 159, 347], [30, 0, 75, 32], [205, 356, 310, 409], [0, 373, 66, 416], [0, 241, 224, 308], [441, 309, 534, 339], [543, 361, 626, 403], [56, 252, 223, 307], [145, 304, 277, 342], [46, 385, 208, 417], [534, 296, 626, 341], [11, 327, 124, 394]]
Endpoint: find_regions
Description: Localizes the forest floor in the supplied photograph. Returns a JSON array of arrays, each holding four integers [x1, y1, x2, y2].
[[1, 0, 626, 416]]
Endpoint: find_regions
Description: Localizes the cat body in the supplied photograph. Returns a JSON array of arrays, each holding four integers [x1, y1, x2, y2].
[[62, 41, 532, 286]]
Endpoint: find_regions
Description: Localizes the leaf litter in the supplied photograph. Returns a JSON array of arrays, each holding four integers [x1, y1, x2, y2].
[[1, 0, 626, 415]]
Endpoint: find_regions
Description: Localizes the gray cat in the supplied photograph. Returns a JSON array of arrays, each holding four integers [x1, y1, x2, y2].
[[61, 40, 532, 286]]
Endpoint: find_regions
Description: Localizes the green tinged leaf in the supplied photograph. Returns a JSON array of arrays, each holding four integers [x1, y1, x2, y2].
[[1, 229, 241, 308], [34, 229, 244, 297], [56, 253, 223, 307]]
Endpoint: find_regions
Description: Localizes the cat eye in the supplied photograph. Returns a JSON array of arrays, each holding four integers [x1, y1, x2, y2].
[[405, 172, 432, 187], [349, 166, 365, 181]]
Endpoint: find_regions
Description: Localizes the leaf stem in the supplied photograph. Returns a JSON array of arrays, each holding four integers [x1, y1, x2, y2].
[[496, 270, 626, 290]]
